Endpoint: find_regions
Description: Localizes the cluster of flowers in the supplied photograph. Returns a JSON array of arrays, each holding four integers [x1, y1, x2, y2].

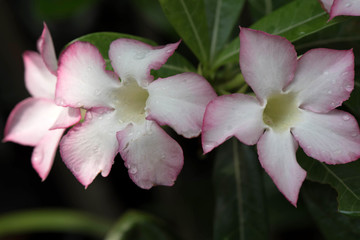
[[4, 2, 360, 206]]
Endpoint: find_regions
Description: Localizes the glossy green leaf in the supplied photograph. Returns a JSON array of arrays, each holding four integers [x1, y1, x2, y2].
[[302, 182, 360, 240], [204, 0, 245, 64], [68, 32, 195, 75], [0, 209, 111, 238], [159, 0, 210, 65], [105, 210, 176, 240], [213, 138, 269, 240], [212, 0, 346, 69], [298, 150, 360, 216]]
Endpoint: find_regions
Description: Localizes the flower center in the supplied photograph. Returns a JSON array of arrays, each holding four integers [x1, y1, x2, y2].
[[113, 80, 149, 124], [262, 92, 301, 132]]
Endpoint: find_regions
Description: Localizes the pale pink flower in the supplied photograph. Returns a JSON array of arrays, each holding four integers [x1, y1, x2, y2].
[[319, 0, 360, 20], [3, 23, 81, 180], [202, 27, 360, 206], [55, 39, 216, 188]]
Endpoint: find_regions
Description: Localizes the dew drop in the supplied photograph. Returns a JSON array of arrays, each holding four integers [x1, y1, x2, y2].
[[93, 146, 99, 153], [324, 71, 329, 75], [95, 89, 101, 96], [327, 90, 332, 95], [74, 166, 81, 173], [345, 2, 351, 7], [129, 167, 138, 174], [343, 115, 350, 121], [352, 133, 358, 137], [33, 150, 43, 163], [134, 51, 146, 60], [226, 125, 233, 131], [334, 149, 342, 155], [345, 85, 353, 92], [56, 98, 65, 106], [160, 154, 166, 160]]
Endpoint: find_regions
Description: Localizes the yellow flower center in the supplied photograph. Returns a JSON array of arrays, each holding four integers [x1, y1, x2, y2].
[[113, 80, 149, 124], [262, 93, 301, 132]]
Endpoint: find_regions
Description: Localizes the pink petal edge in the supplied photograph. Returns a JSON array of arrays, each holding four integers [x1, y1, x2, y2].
[[146, 72, 217, 138], [37, 22, 58, 75], [109, 39, 180, 87], [202, 93, 265, 154], [117, 121, 183, 189], [239, 27, 297, 102]]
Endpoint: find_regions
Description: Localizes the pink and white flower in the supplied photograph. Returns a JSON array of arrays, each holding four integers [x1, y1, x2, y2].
[[202, 27, 360, 206], [319, 0, 360, 20], [3, 23, 81, 180], [55, 39, 216, 188]]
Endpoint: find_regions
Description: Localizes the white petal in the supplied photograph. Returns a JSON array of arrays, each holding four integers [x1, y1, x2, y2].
[[292, 109, 360, 164], [319, 0, 334, 13], [32, 128, 64, 181], [109, 39, 180, 87], [117, 121, 183, 189], [257, 129, 306, 206], [330, 0, 360, 20], [51, 107, 81, 130], [37, 22, 58, 75], [287, 49, 354, 113], [59, 110, 122, 187], [202, 94, 265, 153], [239, 28, 297, 102], [4, 98, 62, 146], [146, 72, 216, 138], [23, 51, 56, 99], [56, 41, 121, 109]]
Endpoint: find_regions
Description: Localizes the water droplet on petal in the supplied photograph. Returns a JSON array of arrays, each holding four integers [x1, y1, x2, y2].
[[324, 71, 329, 75], [93, 146, 99, 153], [33, 150, 43, 163], [134, 52, 146, 60], [343, 115, 350, 121], [129, 167, 138, 174], [327, 90, 332, 95], [345, 85, 353, 92], [352, 133, 358, 137], [95, 90, 101, 96], [334, 149, 342, 155], [74, 166, 81, 173], [345, 2, 351, 7]]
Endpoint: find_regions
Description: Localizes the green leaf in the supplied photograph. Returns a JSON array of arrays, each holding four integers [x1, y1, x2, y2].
[[0, 209, 111, 238], [204, 0, 245, 64], [212, 0, 346, 69], [68, 32, 195, 75], [153, 52, 196, 78], [298, 150, 360, 216], [105, 210, 176, 240], [302, 182, 360, 240], [159, 0, 210, 65], [213, 138, 269, 240]]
